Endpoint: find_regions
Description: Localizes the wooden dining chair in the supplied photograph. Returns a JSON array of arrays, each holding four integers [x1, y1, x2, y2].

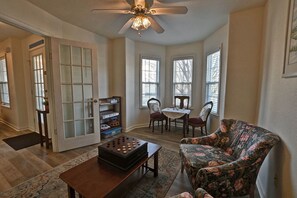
[[174, 96, 190, 109], [147, 98, 167, 133], [187, 101, 213, 136], [171, 96, 190, 129]]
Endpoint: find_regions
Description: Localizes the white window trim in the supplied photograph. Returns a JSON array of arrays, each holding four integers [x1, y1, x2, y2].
[[140, 55, 160, 108], [205, 48, 222, 116], [0, 53, 10, 108], [172, 56, 194, 106]]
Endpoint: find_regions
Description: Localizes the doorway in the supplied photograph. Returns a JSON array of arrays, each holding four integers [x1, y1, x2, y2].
[[29, 44, 47, 132]]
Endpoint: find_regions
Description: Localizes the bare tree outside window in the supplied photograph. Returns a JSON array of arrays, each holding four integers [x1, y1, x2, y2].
[[173, 57, 193, 106], [206, 49, 221, 114]]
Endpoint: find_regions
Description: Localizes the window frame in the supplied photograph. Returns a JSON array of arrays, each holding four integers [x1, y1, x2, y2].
[[0, 53, 10, 108], [172, 56, 194, 106], [205, 48, 222, 115], [140, 56, 161, 108]]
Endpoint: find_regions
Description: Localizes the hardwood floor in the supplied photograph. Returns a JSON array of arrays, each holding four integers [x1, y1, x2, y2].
[[0, 123, 194, 196]]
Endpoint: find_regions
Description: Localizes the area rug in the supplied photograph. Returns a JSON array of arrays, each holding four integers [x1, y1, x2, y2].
[[2, 132, 41, 150], [0, 147, 180, 198]]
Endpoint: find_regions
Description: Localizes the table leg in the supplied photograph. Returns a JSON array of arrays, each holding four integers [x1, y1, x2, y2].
[[37, 112, 44, 147], [183, 114, 189, 138], [183, 116, 186, 138], [67, 185, 75, 198], [154, 152, 159, 177]]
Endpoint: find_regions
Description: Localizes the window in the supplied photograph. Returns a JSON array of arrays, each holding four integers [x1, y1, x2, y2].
[[0, 54, 10, 107], [206, 49, 221, 114], [172, 57, 193, 106], [140, 57, 160, 107], [32, 53, 46, 111]]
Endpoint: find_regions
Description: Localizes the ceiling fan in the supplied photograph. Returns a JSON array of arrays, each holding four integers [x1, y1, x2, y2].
[[91, 0, 188, 34]]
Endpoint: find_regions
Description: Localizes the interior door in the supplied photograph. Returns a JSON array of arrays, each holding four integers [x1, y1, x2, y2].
[[29, 46, 47, 132], [50, 38, 100, 152]]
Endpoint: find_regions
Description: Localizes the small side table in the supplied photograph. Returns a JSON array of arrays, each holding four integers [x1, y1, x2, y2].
[[36, 109, 52, 149]]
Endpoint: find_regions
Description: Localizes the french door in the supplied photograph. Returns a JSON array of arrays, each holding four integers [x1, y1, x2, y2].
[[29, 47, 47, 132], [49, 38, 100, 152]]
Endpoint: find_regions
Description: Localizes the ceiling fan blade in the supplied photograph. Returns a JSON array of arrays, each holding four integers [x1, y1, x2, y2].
[[150, 6, 188, 15], [119, 17, 135, 34], [91, 9, 130, 14], [147, 16, 164, 33]]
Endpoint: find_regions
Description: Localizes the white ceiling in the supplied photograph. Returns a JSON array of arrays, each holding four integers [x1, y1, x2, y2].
[[5, 0, 267, 46]]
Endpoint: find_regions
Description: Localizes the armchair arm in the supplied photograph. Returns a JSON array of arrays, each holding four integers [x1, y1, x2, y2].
[[196, 159, 261, 196], [195, 188, 214, 198], [180, 133, 218, 146]]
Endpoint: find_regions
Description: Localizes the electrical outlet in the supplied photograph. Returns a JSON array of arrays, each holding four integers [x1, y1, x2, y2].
[[274, 175, 278, 188]]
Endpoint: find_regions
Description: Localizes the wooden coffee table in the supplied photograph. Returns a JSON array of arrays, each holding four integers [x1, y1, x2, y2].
[[60, 142, 162, 198]]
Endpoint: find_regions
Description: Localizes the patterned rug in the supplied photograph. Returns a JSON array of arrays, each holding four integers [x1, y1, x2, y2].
[[0, 147, 180, 198]]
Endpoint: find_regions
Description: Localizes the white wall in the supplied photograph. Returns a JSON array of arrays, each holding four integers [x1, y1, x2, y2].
[[166, 41, 204, 117], [111, 40, 166, 132], [110, 38, 126, 130], [225, 7, 264, 124], [0, 38, 28, 130], [203, 24, 229, 132], [257, 0, 297, 197], [133, 41, 166, 129], [125, 38, 136, 130]]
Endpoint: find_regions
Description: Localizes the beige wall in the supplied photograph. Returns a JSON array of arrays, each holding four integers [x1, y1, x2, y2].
[[111, 39, 166, 132], [257, 0, 297, 197], [125, 38, 136, 130], [110, 38, 126, 130], [203, 24, 229, 132], [21, 34, 45, 131], [133, 41, 166, 129], [0, 38, 28, 130], [166, 41, 204, 117], [225, 7, 264, 124]]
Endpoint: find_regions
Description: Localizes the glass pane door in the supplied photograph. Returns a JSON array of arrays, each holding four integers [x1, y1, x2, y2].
[[49, 37, 99, 152], [59, 45, 95, 139], [33, 53, 46, 111]]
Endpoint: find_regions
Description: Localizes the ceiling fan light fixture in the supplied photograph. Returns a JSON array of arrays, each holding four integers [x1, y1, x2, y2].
[[131, 15, 151, 31]]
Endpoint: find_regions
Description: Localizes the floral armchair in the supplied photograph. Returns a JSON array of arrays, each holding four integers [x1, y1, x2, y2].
[[180, 119, 280, 197]]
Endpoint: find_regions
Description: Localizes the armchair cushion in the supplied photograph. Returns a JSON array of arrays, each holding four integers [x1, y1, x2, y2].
[[180, 119, 280, 197], [180, 144, 235, 189]]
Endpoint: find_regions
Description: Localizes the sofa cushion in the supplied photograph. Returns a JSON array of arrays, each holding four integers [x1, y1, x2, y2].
[[180, 144, 236, 188]]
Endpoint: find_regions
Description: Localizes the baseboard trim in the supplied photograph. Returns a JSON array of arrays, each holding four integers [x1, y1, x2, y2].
[[0, 119, 32, 132], [124, 123, 148, 132]]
